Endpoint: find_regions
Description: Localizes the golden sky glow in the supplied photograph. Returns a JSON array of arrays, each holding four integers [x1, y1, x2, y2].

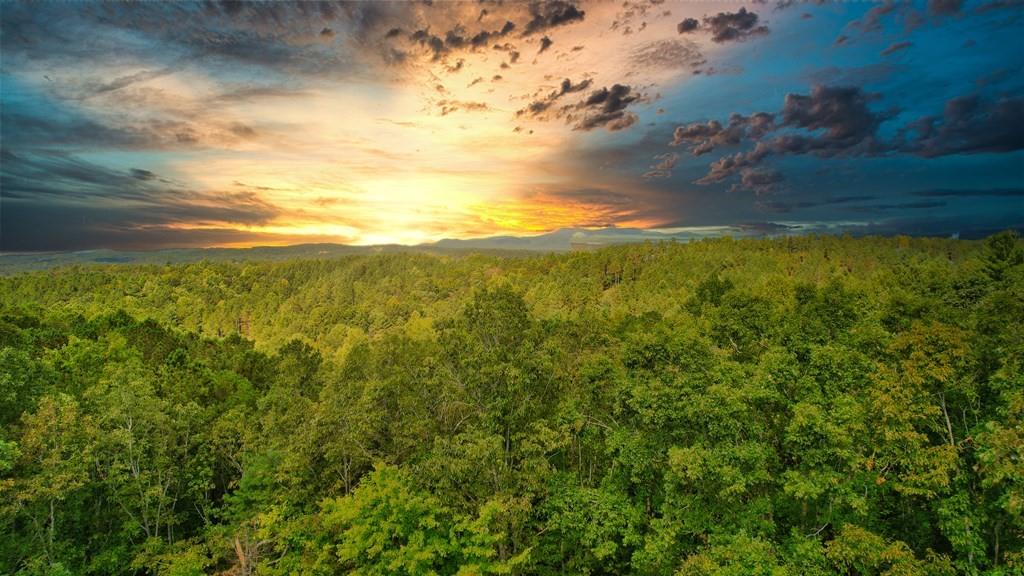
[[9, 1, 1013, 251], [6, 1, 738, 247]]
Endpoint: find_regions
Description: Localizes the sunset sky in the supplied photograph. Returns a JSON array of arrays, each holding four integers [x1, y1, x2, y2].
[[1, 0, 1022, 251]]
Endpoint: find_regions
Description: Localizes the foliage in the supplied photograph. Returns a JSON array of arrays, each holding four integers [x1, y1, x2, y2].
[[0, 233, 1021, 574]]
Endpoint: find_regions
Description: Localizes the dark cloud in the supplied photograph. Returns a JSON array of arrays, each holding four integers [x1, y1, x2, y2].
[[671, 8, 769, 43], [492, 43, 522, 69], [407, 19, 518, 61], [557, 77, 595, 96], [1, 107, 154, 151], [175, 28, 344, 73], [703, 7, 769, 43], [538, 36, 554, 54], [674, 86, 893, 186], [677, 18, 700, 33], [522, 1, 586, 36], [881, 41, 912, 56], [0, 206, 293, 252], [518, 83, 643, 131], [899, 95, 1024, 157], [841, 0, 930, 43], [697, 149, 770, 184], [642, 152, 679, 179], [517, 78, 593, 117], [573, 84, 643, 131], [409, 29, 447, 60], [671, 112, 776, 155], [1, 1, 377, 82], [975, 0, 1024, 13], [672, 85, 1022, 195], [0, 95, 264, 152], [849, 0, 904, 33], [89, 66, 182, 96], [0, 150, 282, 251], [472, 21, 516, 47], [130, 169, 157, 181], [780, 86, 887, 147], [730, 168, 784, 195]]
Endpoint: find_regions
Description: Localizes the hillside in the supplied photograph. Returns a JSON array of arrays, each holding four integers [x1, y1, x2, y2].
[[0, 225, 819, 274], [0, 233, 1021, 575]]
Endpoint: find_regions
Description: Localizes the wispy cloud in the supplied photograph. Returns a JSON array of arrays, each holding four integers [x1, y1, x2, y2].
[[1, 0, 1020, 250]]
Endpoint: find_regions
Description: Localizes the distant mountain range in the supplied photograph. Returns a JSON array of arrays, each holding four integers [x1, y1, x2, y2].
[[429, 225, 782, 251], [0, 223, 966, 273]]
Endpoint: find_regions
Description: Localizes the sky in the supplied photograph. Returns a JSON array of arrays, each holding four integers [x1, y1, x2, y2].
[[0, 0, 1022, 251]]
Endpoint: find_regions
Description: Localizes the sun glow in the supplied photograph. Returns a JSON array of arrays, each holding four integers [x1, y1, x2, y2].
[[3, 1, 737, 250], [87, 1, 722, 247]]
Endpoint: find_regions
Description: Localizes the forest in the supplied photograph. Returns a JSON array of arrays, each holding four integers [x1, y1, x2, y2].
[[0, 232, 1021, 576]]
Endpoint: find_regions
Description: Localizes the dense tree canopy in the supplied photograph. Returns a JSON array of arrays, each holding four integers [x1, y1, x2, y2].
[[0, 233, 1022, 575]]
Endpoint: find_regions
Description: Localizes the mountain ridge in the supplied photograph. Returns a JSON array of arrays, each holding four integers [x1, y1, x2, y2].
[[0, 223, 987, 273]]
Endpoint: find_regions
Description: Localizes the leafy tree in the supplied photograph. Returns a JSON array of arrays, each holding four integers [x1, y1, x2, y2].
[[0, 233, 1020, 574], [316, 464, 454, 575]]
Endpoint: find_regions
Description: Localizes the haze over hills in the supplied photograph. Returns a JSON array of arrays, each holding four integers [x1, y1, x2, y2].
[[0, 226, 741, 272], [0, 223, 1002, 273]]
